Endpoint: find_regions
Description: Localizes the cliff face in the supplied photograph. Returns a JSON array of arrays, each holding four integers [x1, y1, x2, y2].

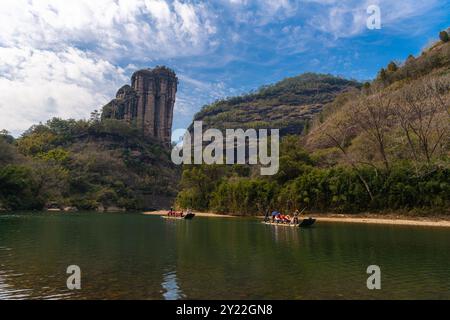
[[102, 66, 178, 145]]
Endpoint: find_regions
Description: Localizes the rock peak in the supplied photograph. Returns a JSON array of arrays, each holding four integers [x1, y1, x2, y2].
[[102, 66, 178, 146]]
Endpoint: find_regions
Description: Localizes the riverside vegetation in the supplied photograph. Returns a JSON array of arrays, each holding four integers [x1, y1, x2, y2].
[[176, 32, 450, 216], [0, 116, 179, 211], [1, 31, 449, 215]]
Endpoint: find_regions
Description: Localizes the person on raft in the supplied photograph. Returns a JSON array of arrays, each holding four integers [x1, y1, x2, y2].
[[269, 211, 300, 224], [264, 209, 270, 222], [168, 208, 184, 217], [271, 211, 279, 223], [293, 210, 300, 224]]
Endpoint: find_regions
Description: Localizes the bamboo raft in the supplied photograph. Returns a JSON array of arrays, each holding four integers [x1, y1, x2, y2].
[[162, 213, 196, 220], [262, 218, 316, 228]]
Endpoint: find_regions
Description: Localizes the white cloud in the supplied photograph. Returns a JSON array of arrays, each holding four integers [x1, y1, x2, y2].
[[223, 0, 441, 39], [308, 0, 440, 38], [221, 0, 296, 26], [0, 46, 126, 136], [0, 0, 444, 136], [174, 74, 233, 118], [0, 0, 217, 59], [0, 0, 219, 135]]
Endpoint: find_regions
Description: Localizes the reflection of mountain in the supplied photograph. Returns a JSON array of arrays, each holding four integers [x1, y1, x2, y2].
[[169, 218, 450, 300], [1, 214, 450, 299], [0, 213, 175, 299]]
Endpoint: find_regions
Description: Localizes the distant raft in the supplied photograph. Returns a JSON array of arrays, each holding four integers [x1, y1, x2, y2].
[[162, 213, 196, 220], [262, 218, 316, 228]]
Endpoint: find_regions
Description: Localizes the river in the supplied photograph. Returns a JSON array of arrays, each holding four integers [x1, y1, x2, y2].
[[0, 212, 449, 299]]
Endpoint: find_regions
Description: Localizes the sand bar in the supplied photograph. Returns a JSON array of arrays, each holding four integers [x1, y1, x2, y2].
[[144, 211, 450, 227], [314, 215, 450, 227], [143, 211, 235, 218]]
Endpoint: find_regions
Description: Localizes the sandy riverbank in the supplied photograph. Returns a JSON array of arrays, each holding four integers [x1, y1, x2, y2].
[[143, 211, 235, 218], [313, 214, 450, 228], [144, 210, 450, 227]]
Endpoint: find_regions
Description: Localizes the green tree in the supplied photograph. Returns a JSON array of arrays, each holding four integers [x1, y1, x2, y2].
[[439, 30, 449, 42], [17, 130, 57, 156], [0, 137, 20, 165], [0, 165, 44, 210]]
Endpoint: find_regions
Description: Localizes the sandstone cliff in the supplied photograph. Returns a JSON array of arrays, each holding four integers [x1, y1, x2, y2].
[[102, 66, 178, 146]]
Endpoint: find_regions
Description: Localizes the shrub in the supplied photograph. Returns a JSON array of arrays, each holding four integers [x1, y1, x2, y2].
[[0, 165, 44, 210], [387, 61, 398, 72], [439, 31, 449, 42]]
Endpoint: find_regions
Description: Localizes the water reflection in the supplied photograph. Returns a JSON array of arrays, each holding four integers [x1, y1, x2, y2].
[[0, 270, 33, 300], [162, 269, 184, 300], [263, 223, 301, 244], [0, 213, 450, 299]]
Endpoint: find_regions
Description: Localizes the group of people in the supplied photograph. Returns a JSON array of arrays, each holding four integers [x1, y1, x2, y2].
[[168, 208, 184, 217], [167, 208, 193, 217], [265, 209, 304, 225]]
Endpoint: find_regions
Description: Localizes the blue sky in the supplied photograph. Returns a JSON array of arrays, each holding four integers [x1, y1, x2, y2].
[[0, 0, 449, 137]]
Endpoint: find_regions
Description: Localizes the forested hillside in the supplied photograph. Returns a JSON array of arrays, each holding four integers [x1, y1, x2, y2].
[[192, 73, 361, 136], [177, 34, 450, 216], [0, 116, 179, 211], [2, 31, 449, 215]]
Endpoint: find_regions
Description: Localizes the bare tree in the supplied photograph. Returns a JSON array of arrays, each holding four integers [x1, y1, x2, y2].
[[392, 95, 420, 164], [349, 93, 394, 171], [395, 76, 450, 164], [325, 117, 374, 201]]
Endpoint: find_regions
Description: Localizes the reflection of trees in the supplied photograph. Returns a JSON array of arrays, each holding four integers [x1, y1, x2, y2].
[[0, 214, 171, 299], [2, 215, 450, 299], [173, 219, 450, 299]]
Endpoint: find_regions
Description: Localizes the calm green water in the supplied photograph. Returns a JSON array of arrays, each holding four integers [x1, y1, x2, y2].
[[0, 212, 450, 300]]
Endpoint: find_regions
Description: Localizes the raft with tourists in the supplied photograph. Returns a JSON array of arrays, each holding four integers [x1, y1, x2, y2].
[[162, 208, 196, 220], [262, 208, 316, 228]]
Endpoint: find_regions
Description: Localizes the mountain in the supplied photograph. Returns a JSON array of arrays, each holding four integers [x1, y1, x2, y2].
[[101, 66, 178, 146], [305, 39, 450, 163], [1, 66, 182, 212], [192, 73, 361, 135], [176, 33, 450, 216]]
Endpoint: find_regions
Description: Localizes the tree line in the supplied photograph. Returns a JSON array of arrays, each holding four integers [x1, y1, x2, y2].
[[0, 116, 178, 211], [176, 65, 450, 215]]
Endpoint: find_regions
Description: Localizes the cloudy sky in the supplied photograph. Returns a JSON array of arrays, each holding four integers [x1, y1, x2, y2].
[[0, 0, 448, 137]]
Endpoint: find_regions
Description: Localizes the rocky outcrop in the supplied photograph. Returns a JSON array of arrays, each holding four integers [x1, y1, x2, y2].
[[102, 66, 178, 145]]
